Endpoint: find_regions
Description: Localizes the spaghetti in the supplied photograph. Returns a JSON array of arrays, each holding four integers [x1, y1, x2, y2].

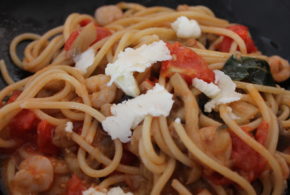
[[0, 2, 290, 195]]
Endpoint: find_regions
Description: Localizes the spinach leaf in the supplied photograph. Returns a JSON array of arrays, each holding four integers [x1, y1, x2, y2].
[[222, 56, 275, 86]]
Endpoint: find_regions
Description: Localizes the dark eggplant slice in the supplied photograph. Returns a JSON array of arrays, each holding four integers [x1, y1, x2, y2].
[[277, 122, 290, 151]]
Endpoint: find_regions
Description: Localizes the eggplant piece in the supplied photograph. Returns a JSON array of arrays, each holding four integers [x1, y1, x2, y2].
[[277, 122, 290, 151]]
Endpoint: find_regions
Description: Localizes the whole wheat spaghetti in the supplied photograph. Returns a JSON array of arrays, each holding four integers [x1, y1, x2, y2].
[[0, 2, 290, 195]]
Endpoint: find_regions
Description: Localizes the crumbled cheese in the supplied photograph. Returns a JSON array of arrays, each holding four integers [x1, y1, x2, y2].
[[192, 78, 220, 97], [193, 70, 242, 112], [82, 187, 106, 195], [107, 187, 133, 195], [171, 16, 202, 38], [175, 118, 181, 123], [105, 40, 172, 97], [102, 84, 174, 143], [74, 48, 95, 73], [82, 187, 133, 195], [65, 121, 74, 133]]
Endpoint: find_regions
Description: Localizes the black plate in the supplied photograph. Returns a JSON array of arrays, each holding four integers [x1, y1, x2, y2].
[[1, 0, 290, 89], [0, 0, 289, 194]]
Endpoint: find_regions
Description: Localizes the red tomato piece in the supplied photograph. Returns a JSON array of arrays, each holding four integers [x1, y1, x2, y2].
[[37, 120, 59, 155], [64, 26, 111, 51], [206, 122, 269, 184], [64, 30, 80, 51], [7, 90, 22, 104], [79, 19, 92, 27], [217, 24, 257, 53], [144, 79, 156, 87], [1, 90, 22, 108], [255, 120, 269, 145], [9, 110, 39, 139], [93, 26, 112, 44], [66, 174, 86, 195], [161, 42, 215, 83], [230, 124, 268, 182]]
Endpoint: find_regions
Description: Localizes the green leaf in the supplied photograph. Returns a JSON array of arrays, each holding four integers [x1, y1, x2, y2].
[[222, 56, 275, 86]]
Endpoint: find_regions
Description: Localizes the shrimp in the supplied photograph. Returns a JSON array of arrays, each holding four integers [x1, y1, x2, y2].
[[86, 74, 117, 108], [198, 126, 232, 166], [95, 5, 123, 25], [268, 55, 290, 82], [12, 155, 54, 194]]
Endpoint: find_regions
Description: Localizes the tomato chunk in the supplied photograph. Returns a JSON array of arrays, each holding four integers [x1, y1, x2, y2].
[[64, 25, 111, 51], [9, 109, 39, 139], [37, 120, 59, 155], [1, 90, 22, 108], [64, 30, 81, 51], [205, 122, 269, 184], [217, 24, 257, 53], [66, 174, 86, 195], [7, 90, 22, 104], [255, 120, 269, 144], [79, 19, 92, 27], [230, 122, 269, 182], [94, 26, 112, 43], [161, 42, 214, 83]]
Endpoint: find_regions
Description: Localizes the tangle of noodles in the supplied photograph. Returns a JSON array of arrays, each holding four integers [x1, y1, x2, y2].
[[0, 2, 290, 195]]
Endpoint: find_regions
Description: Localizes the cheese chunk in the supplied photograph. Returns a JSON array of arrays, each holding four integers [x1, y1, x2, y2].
[[108, 187, 133, 195], [82, 187, 133, 195], [101, 84, 174, 143], [65, 121, 73, 133], [83, 187, 106, 195], [105, 40, 172, 97], [192, 78, 220, 98], [193, 70, 242, 112], [171, 16, 202, 38], [74, 48, 95, 73]]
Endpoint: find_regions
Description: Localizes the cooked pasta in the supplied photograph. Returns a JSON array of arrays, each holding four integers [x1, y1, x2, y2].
[[0, 2, 290, 195]]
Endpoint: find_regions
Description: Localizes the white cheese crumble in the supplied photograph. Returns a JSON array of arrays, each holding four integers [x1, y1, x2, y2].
[[74, 48, 95, 73], [82, 187, 133, 195], [192, 78, 220, 98], [107, 187, 133, 195], [83, 187, 105, 195], [65, 121, 74, 133], [193, 70, 242, 112], [175, 118, 181, 123], [171, 16, 202, 38], [102, 84, 174, 143], [105, 40, 172, 97]]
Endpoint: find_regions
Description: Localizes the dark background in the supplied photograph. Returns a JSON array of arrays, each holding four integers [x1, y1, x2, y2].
[[0, 0, 289, 194], [0, 0, 290, 89]]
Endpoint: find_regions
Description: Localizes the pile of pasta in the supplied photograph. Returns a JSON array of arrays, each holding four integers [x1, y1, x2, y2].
[[0, 2, 290, 195]]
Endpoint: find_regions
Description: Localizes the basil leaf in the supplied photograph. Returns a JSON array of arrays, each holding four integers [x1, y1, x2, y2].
[[222, 56, 275, 86]]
